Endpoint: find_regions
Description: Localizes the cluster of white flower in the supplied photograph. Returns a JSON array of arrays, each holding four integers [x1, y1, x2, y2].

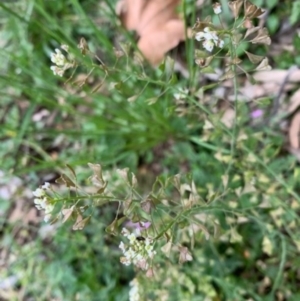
[[32, 182, 54, 222], [195, 27, 224, 52], [50, 45, 72, 77], [129, 278, 140, 301], [174, 88, 189, 100], [119, 228, 156, 270]]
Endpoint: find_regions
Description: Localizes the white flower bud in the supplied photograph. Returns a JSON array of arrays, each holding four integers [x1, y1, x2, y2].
[[34, 198, 41, 205], [218, 39, 225, 48], [33, 188, 45, 197], [61, 44, 69, 52], [195, 31, 205, 41], [213, 3, 222, 14], [42, 182, 51, 190], [50, 66, 64, 77], [203, 40, 214, 52], [45, 204, 54, 214]]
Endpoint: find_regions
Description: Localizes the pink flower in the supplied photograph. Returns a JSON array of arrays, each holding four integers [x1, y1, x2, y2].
[[251, 109, 263, 119]]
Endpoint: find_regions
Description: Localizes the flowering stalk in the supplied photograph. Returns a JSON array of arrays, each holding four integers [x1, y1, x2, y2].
[[50, 45, 74, 77], [195, 27, 224, 52], [32, 182, 54, 222], [119, 228, 156, 270]]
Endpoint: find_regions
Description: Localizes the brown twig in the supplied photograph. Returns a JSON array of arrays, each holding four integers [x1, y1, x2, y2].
[[259, 65, 298, 127]]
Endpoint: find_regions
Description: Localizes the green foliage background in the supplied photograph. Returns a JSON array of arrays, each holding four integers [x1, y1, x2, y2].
[[1, 0, 300, 300]]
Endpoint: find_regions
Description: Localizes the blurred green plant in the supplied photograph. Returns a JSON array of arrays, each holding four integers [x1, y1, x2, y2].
[[1, 0, 300, 300]]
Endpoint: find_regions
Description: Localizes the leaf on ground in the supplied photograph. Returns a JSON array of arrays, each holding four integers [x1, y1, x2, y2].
[[9, 199, 39, 224], [116, 0, 187, 66], [241, 69, 300, 100], [240, 82, 294, 100], [221, 108, 235, 128], [289, 112, 300, 149], [288, 88, 300, 114], [1, 173, 39, 224], [253, 68, 300, 83]]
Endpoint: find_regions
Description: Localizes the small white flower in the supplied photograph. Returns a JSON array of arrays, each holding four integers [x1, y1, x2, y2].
[[42, 182, 51, 190], [49, 45, 73, 77], [33, 188, 45, 198], [119, 228, 156, 270], [50, 66, 64, 77], [135, 254, 144, 261], [174, 88, 188, 100], [204, 27, 218, 41], [33, 186, 56, 222], [120, 256, 131, 266], [218, 39, 225, 48], [44, 213, 52, 223], [51, 48, 66, 66], [45, 204, 54, 214], [196, 28, 217, 42], [119, 241, 126, 252], [129, 278, 140, 301], [124, 248, 136, 261], [61, 44, 69, 52], [145, 244, 152, 251], [195, 27, 224, 53], [128, 233, 137, 244], [203, 40, 214, 52], [213, 3, 222, 15], [121, 228, 130, 237], [39, 197, 48, 209], [195, 31, 205, 41], [34, 198, 41, 205]]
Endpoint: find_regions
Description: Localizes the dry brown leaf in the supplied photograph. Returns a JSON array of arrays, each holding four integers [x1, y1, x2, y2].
[[229, 0, 243, 18], [240, 68, 299, 101], [240, 83, 266, 100], [245, 51, 264, 64], [253, 68, 300, 83], [254, 57, 271, 71], [221, 108, 235, 128], [250, 28, 271, 45], [244, 0, 265, 19], [240, 82, 294, 100], [244, 26, 260, 39], [117, 0, 187, 65], [289, 112, 300, 149], [288, 88, 300, 114], [178, 245, 193, 263], [9, 199, 39, 224]]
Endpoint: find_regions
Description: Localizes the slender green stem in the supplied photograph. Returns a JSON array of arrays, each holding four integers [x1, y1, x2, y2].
[[183, 0, 196, 89], [270, 235, 286, 297], [214, 34, 239, 196]]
